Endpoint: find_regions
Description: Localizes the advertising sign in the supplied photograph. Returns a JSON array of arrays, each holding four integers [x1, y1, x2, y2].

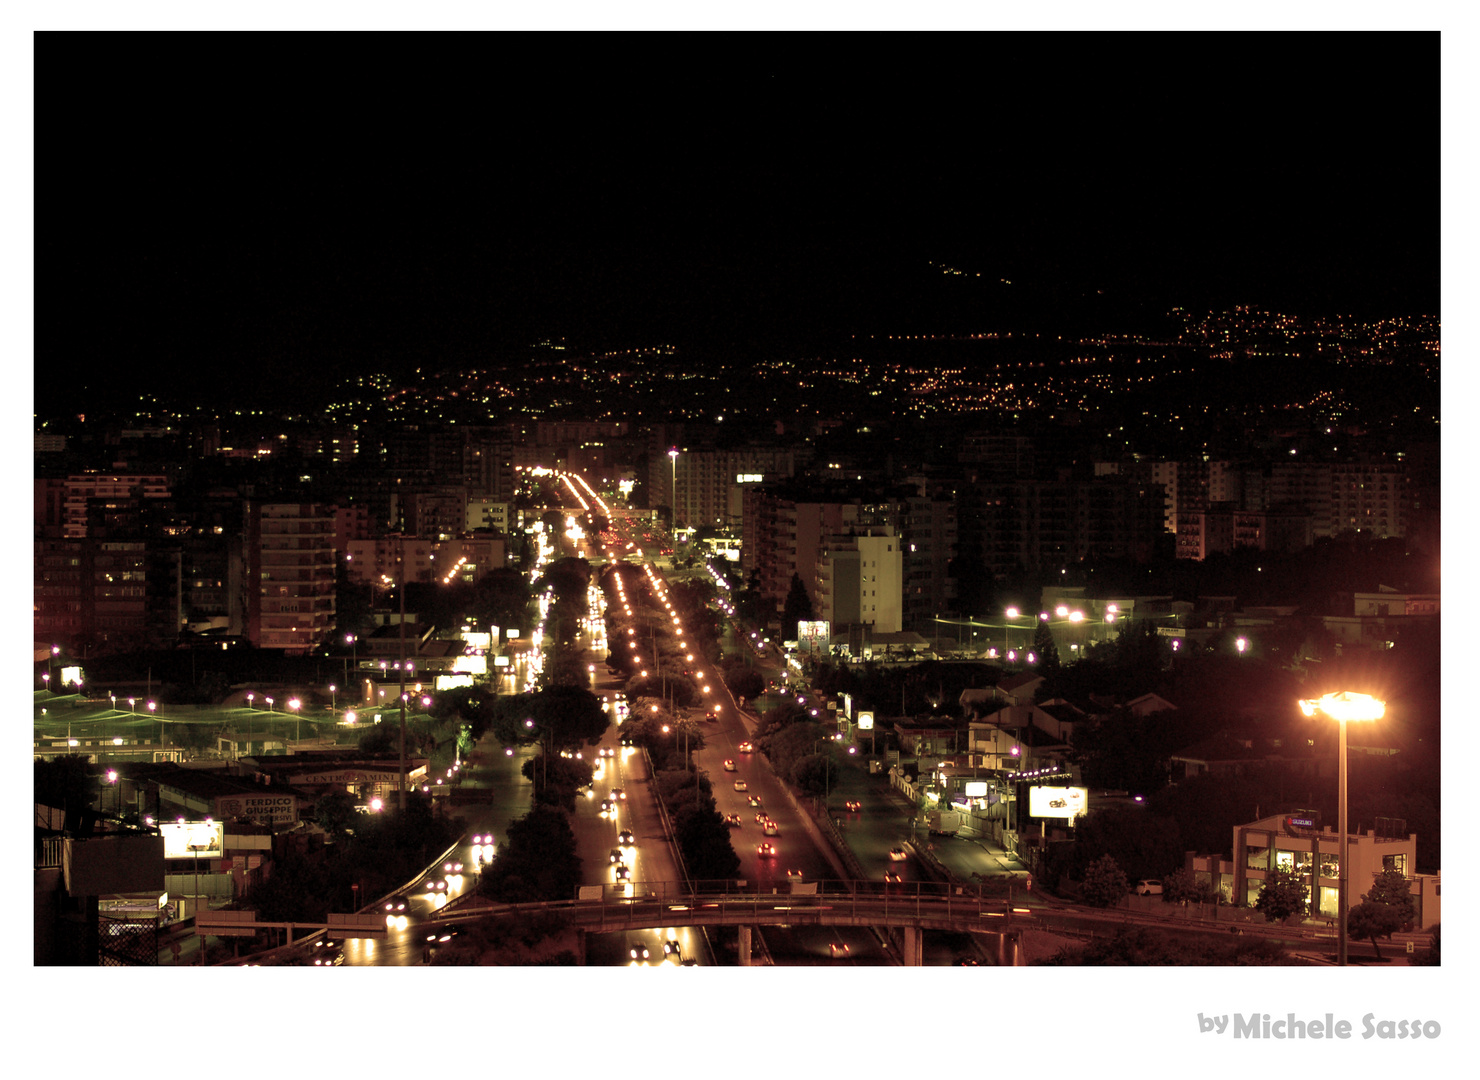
[[964, 781, 988, 797], [1028, 786, 1088, 819], [159, 820, 225, 860], [856, 710, 874, 731], [797, 620, 831, 654], [214, 794, 299, 825]]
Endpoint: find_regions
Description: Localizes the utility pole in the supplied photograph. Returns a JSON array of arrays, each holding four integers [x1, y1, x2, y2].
[[398, 538, 408, 815]]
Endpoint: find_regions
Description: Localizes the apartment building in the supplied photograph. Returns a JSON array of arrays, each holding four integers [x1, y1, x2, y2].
[[243, 503, 336, 653], [814, 527, 904, 633]]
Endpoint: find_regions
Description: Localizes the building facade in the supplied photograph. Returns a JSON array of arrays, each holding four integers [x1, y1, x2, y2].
[[244, 503, 336, 653]]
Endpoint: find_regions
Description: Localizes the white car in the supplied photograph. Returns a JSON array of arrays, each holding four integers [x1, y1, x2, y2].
[[1137, 879, 1164, 896], [734, 780, 748, 791]]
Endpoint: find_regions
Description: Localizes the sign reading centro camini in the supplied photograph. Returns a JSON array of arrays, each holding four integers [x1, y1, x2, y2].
[[160, 820, 224, 859], [1029, 786, 1088, 819]]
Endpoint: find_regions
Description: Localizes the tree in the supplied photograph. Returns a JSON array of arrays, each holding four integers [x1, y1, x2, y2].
[[1346, 868, 1417, 959], [1162, 867, 1221, 905], [313, 790, 359, 837], [1033, 618, 1061, 675], [781, 573, 814, 642], [1080, 853, 1130, 908], [358, 722, 396, 755], [479, 805, 582, 903], [672, 804, 742, 882], [1254, 865, 1309, 923]]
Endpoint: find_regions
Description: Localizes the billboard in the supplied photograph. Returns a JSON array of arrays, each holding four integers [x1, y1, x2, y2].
[[964, 781, 988, 797], [797, 620, 830, 654], [214, 794, 299, 825], [856, 710, 874, 731], [1028, 786, 1088, 819], [159, 820, 224, 860]]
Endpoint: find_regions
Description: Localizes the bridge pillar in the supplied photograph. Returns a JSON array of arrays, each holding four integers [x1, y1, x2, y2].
[[738, 925, 752, 967], [574, 928, 587, 966], [902, 926, 923, 966]]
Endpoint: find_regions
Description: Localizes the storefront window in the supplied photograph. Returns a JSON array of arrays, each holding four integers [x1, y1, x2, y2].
[[1319, 852, 1340, 880], [1274, 850, 1295, 872], [1382, 853, 1406, 876], [1245, 846, 1269, 870], [1291, 850, 1313, 871], [1318, 886, 1339, 919]]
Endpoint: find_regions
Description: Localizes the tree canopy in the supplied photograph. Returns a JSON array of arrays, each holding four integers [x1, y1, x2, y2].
[[1254, 865, 1309, 923], [1346, 868, 1418, 958], [1079, 853, 1130, 908], [479, 804, 583, 903]]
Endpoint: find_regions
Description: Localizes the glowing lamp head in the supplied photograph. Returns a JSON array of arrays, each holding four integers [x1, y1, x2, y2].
[[1300, 692, 1385, 723]]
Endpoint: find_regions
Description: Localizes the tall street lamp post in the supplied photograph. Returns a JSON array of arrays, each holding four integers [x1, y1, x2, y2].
[[668, 448, 679, 530], [1299, 691, 1385, 966]]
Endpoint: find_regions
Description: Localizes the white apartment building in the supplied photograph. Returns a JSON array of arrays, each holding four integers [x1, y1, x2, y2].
[[814, 527, 903, 633]]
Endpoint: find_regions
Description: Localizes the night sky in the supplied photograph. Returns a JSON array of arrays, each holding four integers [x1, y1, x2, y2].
[[35, 34, 1439, 413]]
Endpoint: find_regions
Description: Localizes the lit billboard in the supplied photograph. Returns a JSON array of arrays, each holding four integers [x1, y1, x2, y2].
[[1028, 786, 1088, 819], [797, 620, 830, 654], [856, 711, 874, 731], [160, 820, 224, 860]]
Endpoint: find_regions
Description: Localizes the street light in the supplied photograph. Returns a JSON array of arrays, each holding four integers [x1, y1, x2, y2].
[[1298, 691, 1386, 966], [288, 698, 301, 741]]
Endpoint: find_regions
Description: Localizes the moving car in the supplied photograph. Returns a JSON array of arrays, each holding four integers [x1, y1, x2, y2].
[[738, 741, 754, 753], [611, 788, 626, 801], [757, 842, 776, 857], [723, 759, 736, 772], [618, 829, 635, 846], [884, 869, 903, 883], [724, 814, 741, 827], [888, 847, 908, 861], [762, 820, 779, 836], [733, 780, 748, 791], [845, 800, 861, 812], [786, 868, 804, 879], [747, 795, 762, 807], [609, 848, 624, 863], [829, 942, 851, 958], [630, 944, 650, 962], [663, 939, 682, 958]]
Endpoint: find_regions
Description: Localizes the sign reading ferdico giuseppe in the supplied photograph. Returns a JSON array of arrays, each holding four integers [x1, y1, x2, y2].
[[215, 795, 300, 824]]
